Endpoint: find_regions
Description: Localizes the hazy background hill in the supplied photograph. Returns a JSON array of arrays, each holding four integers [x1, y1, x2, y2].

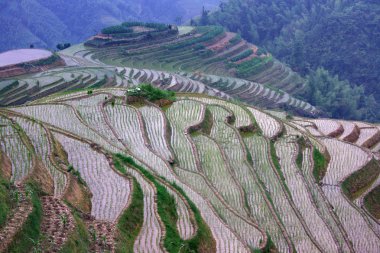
[[0, 0, 219, 52]]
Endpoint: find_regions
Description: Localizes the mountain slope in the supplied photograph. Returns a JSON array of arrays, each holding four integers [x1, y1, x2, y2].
[[201, 0, 380, 121], [0, 0, 219, 52]]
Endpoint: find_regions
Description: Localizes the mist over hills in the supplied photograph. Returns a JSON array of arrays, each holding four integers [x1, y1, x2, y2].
[[0, 0, 219, 52]]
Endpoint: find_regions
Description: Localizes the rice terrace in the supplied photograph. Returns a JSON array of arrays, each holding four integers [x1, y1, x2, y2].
[[0, 22, 379, 253]]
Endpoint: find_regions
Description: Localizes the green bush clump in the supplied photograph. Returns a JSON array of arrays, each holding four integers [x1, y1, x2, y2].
[[313, 148, 327, 182], [127, 84, 176, 102]]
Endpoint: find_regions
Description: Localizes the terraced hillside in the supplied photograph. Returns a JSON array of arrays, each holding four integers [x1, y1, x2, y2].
[[0, 42, 317, 116], [84, 24, 305, 95], [0, 86, 379, 252]]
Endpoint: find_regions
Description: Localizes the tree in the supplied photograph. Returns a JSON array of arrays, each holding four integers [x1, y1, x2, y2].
[[200, 6, 210, 26], [56, 43, 71, 50]]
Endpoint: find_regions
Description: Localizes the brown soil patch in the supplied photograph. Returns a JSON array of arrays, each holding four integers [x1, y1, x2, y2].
[[63, 174, 92, 214], [41, 196, 75, 252], [27, 159, 54, 195], [362, 129, 380, 149], [343, 124, 360, 143], [328, 124, 344, 138], [0, 152, 12, 181]]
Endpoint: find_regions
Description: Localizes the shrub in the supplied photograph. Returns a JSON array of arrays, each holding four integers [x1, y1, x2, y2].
[[127, 84, 176, 102]]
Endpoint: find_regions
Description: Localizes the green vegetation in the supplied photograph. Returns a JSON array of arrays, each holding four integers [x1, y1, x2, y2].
[[0, 173, 11, 228], [302, 68, 377, 121], [255, 233, 275, 253], [0, 80, 18, 97], [269, 141, 291, 196], [67, 165, 86, 185], [60, 212, 90, 253], [364, 185, 380, 219], [342, 159, 380, 200], [114, 153, 215, 253], [127, 84, 176, 102], [6, 182, 43, 253], [230, 49, 253, 63], [197, 108, 214, 135], [200, 0, 380, 121], [236, 56, 273, 78], [115, 179, 144, 253], [167, 26, 224, 50], [312, 148, 327, 182]]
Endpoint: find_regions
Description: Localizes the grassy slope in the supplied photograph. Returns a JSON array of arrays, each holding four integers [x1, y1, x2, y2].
[[60, 212, 90, 253], [342, 159, 380, 200], [115, 178, 144, 253]]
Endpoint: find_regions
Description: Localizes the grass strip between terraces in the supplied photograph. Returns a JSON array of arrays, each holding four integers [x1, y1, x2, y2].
[[117, 179, 144, 253], [6, 181, 43, 253], [114, 153, 215, 253], [270, 140, 292, 197], [364, 185, 380, 219], [342, 159, 380, 200], [296, 137, 307, 169], [312, 148, 328, 182], [60, 211, 90, 253]]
